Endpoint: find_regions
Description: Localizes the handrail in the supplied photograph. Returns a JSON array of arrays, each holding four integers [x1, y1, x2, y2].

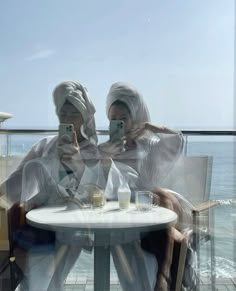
[[0, 129, 236, 136], [181, 130, 236, 136], [98, 129, 236, 136], [0, 129, 58, 134]]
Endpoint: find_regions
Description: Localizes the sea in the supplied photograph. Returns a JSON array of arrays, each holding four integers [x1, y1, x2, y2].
[[0, 133, 235, 279]]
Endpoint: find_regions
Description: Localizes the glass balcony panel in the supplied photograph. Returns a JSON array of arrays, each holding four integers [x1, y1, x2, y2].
[[0, 129, 235, 288]]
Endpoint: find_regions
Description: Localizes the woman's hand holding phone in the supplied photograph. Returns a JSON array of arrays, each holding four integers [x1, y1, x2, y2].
[[57, 125, 84, 172], [109, 120, 125, 142], [98, 120, 126, 158]]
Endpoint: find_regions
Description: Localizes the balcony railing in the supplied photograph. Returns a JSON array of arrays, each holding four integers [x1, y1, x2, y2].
[[0, 128, 235, 155]]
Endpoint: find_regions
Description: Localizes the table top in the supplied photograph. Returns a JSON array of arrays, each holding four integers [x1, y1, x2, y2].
[[26, 201, 177, 233]]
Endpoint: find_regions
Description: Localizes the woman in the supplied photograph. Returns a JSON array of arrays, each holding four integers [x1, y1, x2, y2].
[[21, 81, 98, 209], [99, 82, 193, 290], [0, 81, 98, 291]]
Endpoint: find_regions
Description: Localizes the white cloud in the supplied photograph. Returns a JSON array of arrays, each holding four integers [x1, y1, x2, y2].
[[26, 49, 55, 61]]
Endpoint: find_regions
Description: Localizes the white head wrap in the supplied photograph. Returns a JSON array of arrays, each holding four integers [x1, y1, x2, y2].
[[106, 82, 151, 127], [53, 81, 97, 144]]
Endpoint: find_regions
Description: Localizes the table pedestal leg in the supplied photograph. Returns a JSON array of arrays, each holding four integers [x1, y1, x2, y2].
[[94, 233, 110, 291]]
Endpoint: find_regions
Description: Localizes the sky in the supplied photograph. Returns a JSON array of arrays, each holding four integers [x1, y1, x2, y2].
[[0, 0, 235, 130]]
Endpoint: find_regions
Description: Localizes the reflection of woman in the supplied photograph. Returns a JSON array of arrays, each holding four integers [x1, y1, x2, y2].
[[1, 81, 98, 206], [99, 82, 192, 290], [21, 81, 98, 209], [0, 81, 98, 291], [100, 81, 184, 197]]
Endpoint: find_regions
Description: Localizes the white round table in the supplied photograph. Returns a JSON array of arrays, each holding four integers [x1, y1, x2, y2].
[[26, 202, 177, 291]]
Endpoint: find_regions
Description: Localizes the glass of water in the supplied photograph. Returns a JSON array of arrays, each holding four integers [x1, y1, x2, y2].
[[135, 191, 154, 211]]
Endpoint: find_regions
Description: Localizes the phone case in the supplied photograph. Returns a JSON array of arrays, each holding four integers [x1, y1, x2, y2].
[[109, 120, 125, 142], [58, 123, 74, 143]]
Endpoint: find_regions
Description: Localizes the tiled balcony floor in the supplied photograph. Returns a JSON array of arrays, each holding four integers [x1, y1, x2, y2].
[[64, 250, 236, 290], [12, 279, 236, 291], [64, 277, 236, 291]]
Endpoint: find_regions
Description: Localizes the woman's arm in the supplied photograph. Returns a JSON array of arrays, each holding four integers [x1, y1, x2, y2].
[[152, 188, 189, 290], [153, 188, 183, 219], [144, 122, 179, 134], [127, 122, 181, 140]]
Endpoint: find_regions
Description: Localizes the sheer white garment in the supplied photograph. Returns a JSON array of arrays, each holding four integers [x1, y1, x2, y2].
[[112, 134, 183, 190], [1, 136, 98, 291], [15, 244, 81, 291], [105, 82, 192, 291], [0, 80, 99, 291], [0, 136, 98, 206], [20, 135, 98, 244], [106, 82, 190, 227], [111, 243, 158, 291], [0, 136, 57, 205]]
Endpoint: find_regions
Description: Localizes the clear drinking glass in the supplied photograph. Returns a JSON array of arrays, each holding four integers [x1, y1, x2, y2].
[[84, 184, 106, 208], [135, 191, 154, 211]]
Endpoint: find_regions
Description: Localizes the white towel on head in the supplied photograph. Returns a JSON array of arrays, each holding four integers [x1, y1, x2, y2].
[[53, 81, 97, 144], [106, 82, 150, 127]]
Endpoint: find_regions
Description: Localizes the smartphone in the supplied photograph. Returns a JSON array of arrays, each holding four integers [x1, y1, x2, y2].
[[58, 123, 74, 144], [109, 120, 125, 142]]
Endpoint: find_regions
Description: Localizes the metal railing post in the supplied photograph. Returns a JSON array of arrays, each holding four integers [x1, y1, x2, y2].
[[184, 135, 188, 156], [6, 134, 10, 157]]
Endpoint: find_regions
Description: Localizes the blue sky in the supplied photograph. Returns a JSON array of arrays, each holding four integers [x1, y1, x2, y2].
[[0, 0, 234, 129]]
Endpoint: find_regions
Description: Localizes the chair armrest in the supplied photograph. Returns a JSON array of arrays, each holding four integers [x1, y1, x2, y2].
[[174, 237, 188, 291], [192, 201, 219, 214], [0, 206, 10, 251]]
